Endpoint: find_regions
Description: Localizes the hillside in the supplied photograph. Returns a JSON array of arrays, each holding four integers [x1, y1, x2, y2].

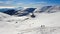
[[0, 6, 60, 34]]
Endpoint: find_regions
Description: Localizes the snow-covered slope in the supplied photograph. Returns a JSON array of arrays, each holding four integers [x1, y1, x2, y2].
[[16, 12, 60, 34], [48, 6, 60, 13], [0, 12, 60, 34], [0, 12, 28, 24], [0, 6, 60, 34], [14, 8, 36, 16], [0, 12, 29, 34], [0, 12, 11, 21], [34, 6, 60, 13]]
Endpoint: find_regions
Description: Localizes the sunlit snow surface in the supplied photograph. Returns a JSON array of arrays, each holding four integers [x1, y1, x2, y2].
[[0, 6, 60, 34]]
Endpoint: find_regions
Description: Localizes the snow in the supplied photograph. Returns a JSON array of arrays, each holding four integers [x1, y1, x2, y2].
[[0, 6, 60, 34], [0, 12, 60, 34]]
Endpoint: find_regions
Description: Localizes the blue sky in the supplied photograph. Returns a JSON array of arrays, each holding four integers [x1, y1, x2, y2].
[[0, 0, 60, 7]]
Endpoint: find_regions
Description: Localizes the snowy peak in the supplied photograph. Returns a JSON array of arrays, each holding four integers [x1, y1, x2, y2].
[[34, 6, 60, 13], [48, 6, 60, 13], [0, 6, 60, 17], [14, 8, 36, 16]]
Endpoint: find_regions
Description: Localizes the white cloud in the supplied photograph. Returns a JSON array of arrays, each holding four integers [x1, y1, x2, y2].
[[14, 2, 45, 8], [0, 1, 4, 4], [0, 1, 50, 8], [36, 1, 47, 4], [17, 3, 23, 5], [0, 5, 16, 8], [0, 1, 14, 7], [5, 1, 12, 4]]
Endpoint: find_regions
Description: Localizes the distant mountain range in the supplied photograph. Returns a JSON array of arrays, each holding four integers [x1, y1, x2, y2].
[[0, 6, 60, 34], [0, 6, 60, 16], [14, 8, 36, 16]]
